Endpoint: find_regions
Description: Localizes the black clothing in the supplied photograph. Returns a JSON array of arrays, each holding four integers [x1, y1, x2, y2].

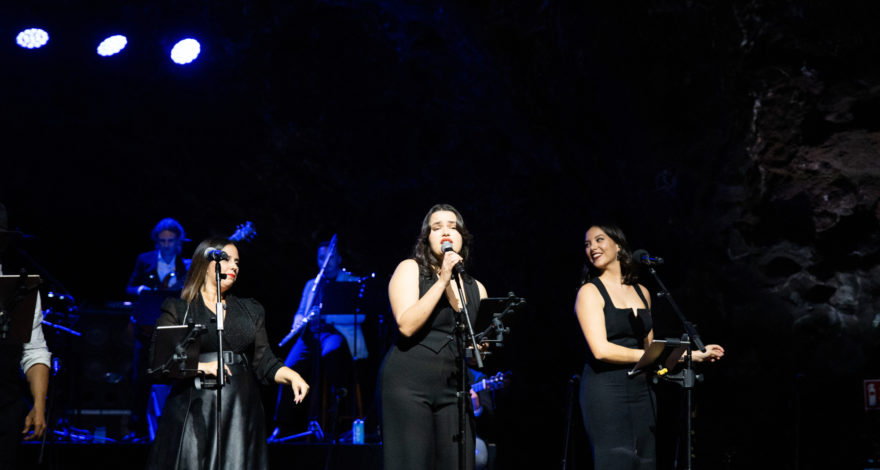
[[0, 343, 25, 469], [126, 251, 190, 297], [380, 269, 480, 470], [127, 250, 191, 437], [579, 277, 655, 470], [147, 295, 284, 470]]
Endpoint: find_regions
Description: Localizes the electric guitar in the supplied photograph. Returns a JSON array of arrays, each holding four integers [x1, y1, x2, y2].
[[471, 372, 509, 394], [229, 221, 257, 244]]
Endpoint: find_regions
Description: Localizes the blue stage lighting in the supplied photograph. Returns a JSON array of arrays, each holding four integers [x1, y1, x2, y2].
[[16, 28, 49, 49], [97, 35, 127, 57], [170, 38, 200, 65]]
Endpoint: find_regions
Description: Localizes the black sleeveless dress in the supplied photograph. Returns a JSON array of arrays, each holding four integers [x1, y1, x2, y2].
[[579, 277, 655, 470], [379, 269, 480, 470], [147, 295, 284, 470]]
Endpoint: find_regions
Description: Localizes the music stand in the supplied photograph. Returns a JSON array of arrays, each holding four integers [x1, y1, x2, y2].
[[132, 290, 181, 328], [147, 324, 204, 379], [628, 338, 687, 377], [0, 274, 41, 344], [314, 279, 367, 444], [473, 292, 523, 347], [318, 281, 361, 317]]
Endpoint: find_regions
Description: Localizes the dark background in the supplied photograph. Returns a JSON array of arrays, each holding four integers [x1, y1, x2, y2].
[[2, 1, 880, 469]]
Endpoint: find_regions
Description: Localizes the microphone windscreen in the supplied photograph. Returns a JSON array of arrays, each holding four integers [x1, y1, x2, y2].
[[632, 249, 649, 262]]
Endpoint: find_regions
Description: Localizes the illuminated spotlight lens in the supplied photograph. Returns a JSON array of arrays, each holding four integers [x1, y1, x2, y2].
[[170, 38, 200, 65], [97, 35, 127, 57], [16, 28, 49, 49]]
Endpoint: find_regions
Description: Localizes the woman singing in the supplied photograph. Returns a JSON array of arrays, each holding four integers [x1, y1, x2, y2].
[[147, 237, 309, 470], [575, 224, 723, 470], [380, 204, 488, 470]]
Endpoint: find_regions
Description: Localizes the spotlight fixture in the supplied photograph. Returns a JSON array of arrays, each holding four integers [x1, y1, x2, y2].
[[170, 38, 200, 65], [97, 35, 128, 57], [16, 28, 49, 49]]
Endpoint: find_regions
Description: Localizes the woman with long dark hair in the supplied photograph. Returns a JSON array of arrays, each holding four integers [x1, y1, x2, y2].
[[147, 237, 309, 470], [575, 224, 723, 470], [379, 204, 487, 470]]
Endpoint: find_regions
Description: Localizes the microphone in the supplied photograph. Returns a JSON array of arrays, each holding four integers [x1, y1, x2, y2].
[[632, 249, 664, 265], [440, 238, 465, 274], [204, 247, 228, 261]]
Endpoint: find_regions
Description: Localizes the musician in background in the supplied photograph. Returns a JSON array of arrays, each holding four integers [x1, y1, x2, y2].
[[125, 217, 191, 440], [273, 241, 368, 436], [126, 218, 190, 296], [0, 203, 50, 467], [470, 369, 499, 470]]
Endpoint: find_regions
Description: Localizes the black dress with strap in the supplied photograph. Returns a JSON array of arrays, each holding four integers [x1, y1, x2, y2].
[[147, 294, 284, 470], [579, 277, 656, 470], [379, 268, 480, 470]]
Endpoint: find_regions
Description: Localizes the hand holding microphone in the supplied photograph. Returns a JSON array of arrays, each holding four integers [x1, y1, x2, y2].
[[440, 238, 465, 279]]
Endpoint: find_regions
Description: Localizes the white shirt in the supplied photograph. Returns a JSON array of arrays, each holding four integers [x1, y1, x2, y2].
[[0, 264, 52, 373], [156, 252, 179, 289]]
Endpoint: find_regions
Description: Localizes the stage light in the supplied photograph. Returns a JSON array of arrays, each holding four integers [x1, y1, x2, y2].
[[97, 35, 127, 57], [16, 28, 49, 49], [170, 38, 200, 65]]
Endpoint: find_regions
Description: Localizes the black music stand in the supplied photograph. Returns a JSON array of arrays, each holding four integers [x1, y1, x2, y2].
[[147, 324, 205, 379], [0, 274, 41, 344], [132, 290, 181, 329], [629, 338, 687, 377], [473, 292, 523, 349], [314, 278, 364, 446]]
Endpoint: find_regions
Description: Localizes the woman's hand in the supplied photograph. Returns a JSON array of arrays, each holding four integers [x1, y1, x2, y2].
[[198, 361, 232, 377], [439, 251, 463, 284], [275, 367, 310, 404], [691, 344, 725, 363], [465, 342, 490, 366], [288, 371, 309, 404]]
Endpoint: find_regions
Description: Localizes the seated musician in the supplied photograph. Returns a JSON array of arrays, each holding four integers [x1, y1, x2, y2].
[[273, 241, 368, 437]]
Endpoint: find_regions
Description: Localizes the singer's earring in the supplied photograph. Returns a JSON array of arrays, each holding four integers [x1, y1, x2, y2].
[[617, 252, 621, 260]]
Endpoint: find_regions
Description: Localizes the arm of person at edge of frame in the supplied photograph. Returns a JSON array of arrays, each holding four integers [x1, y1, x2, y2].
[[22, 363, 49, 440]]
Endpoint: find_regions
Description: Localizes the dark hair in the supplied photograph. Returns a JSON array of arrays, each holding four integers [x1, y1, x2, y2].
[[580, 223, 639, 285], [411, 204, 473, 278], [151, 218, 185, 242], [181, 237, 236, 303]]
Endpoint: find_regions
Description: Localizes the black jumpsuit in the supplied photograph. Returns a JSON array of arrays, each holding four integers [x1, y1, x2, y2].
[[379, 270, 480, 470], [579, 277, 656, 470]]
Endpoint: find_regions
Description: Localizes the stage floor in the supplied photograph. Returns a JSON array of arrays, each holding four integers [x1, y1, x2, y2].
[[20, 442, 384, 469]]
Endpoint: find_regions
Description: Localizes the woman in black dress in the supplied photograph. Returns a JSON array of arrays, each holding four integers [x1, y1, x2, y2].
[[575, 224, 723, 470], [380, 204, 487, 470], [148, 237, 309, 470]]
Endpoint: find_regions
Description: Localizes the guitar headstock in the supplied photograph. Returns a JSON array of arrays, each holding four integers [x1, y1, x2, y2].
[[230, 221, 257, 243], [472, 372, 509, 393]]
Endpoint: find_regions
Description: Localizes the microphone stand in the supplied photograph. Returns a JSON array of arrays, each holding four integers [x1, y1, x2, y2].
[[209, 262, 227, 469], [643, 263, 705, 470], [452, 268, 481, 470]]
